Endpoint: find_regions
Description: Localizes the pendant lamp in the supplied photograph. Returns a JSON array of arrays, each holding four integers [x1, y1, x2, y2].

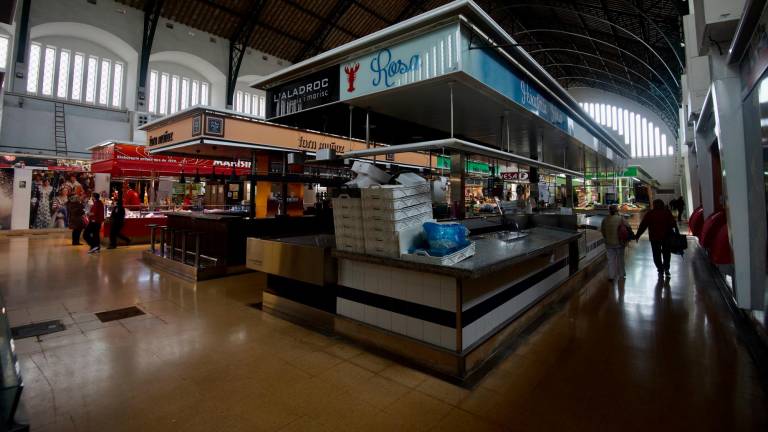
[[194, 169, 201, 183]]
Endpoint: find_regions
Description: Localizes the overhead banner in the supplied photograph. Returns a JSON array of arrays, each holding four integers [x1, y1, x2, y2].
[[91, 143, 252, 176], [340, 24, 460, 101], [267, 65, 340, 118]]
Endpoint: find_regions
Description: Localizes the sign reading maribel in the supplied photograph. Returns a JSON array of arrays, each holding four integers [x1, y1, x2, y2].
[[267, 66, 340, 118]]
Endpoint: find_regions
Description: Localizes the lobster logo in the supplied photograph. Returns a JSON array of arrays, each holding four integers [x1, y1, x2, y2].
[[344, 63, 360, 92]]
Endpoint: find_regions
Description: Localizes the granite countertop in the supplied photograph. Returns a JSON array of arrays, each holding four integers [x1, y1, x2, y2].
[[334, 227, 581, 279]]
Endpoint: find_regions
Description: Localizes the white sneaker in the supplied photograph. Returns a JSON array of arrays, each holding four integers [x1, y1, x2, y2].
[[88, 246, 99, 254]]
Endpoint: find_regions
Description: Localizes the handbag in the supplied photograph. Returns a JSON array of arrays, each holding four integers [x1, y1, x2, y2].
[[618, 221, 634, 245], [669, 232, 688, 255]]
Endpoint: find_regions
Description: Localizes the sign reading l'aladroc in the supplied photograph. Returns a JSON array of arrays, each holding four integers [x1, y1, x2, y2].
[[266, 66, 340, 119]]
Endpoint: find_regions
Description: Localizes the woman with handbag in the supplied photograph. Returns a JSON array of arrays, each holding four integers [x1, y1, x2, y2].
[[601, 204, 632, 281], [635, 199, 679, 277]]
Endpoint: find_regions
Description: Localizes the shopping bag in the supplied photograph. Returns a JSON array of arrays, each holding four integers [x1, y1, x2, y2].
[[669, 233, 688, 255]]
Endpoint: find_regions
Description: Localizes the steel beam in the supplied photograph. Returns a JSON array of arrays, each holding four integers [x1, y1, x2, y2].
[[226, 0, 266, 109], [294, 0, 355, 62], [531, 48, 678, 112], [543, 63, 677, 120], [137, 0, 164, 112]]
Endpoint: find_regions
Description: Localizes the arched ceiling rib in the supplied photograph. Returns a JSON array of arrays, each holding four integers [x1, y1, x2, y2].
[[115, 0, 686, 135]]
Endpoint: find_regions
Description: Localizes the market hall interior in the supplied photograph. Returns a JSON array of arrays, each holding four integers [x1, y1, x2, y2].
[[1, 230, 765, 432], [1, 0, 768, 431]]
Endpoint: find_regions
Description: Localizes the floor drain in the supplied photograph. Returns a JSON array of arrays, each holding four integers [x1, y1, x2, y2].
[[11, 320, 66, 339], [95, 306, 145, 322]]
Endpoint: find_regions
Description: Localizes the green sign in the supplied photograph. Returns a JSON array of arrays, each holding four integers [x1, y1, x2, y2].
[[585, 167, 638, 179], [436, 155, 497, 174]]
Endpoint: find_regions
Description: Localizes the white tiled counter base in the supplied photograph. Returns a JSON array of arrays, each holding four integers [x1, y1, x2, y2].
[[337, 259, 457, 350]]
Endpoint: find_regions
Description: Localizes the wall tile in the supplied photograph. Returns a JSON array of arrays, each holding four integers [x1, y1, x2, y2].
[[406, 316, 423, 340]]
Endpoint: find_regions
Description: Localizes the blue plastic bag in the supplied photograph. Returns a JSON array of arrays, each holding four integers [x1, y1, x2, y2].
[[422, 222, 470, 257]]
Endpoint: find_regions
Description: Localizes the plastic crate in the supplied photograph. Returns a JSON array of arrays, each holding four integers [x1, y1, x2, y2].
[[332, 195, 362, 211], [336, 234, 365, 253], [362, 201, 433, 222], [363, 192, 431, 211], [361, 183, 430, 200], [365, 213, 433, 233], [363, 224, 424, 258], [400, 242, 476, 266]]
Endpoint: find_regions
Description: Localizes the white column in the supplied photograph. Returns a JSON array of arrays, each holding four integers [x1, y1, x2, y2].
[[712, 77, 766, 310]]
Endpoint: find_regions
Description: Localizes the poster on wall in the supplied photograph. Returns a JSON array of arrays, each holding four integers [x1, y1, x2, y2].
[[0, 169, 13, 230], [28, 170, 95, 229]]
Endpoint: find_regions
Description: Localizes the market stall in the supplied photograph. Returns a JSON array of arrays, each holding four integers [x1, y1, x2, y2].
[[89, 140, 255, 244], [141, 107, 443, 279]]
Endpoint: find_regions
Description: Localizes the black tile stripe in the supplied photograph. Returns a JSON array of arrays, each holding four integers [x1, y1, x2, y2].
[[461, 258, 568, 327], [586, 239, 605, 253], [337, 286, 457, 328], [337, 258, 569, 330]]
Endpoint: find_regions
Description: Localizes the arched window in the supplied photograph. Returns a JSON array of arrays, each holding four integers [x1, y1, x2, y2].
[[147, 64, 210, 116], [232, 84, 266, 118], [580, 100, 675, 159], [26, 39, 125, 108]]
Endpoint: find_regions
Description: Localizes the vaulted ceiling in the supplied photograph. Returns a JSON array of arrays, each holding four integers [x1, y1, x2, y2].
[[116, 0, 687, 134]]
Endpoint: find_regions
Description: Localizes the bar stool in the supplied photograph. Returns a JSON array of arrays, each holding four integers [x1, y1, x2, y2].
[[189, 231, 203, 268], [176, 229, 189, 265], [159, 226, 168, 258], [147, 224, 158, 253]]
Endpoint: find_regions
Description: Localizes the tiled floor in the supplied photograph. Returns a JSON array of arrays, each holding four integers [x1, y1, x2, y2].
[[1, 233, 766, 431]]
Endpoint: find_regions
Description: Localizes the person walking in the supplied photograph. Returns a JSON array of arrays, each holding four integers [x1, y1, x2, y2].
[[83, 193, 105, 254], [676, 196, 686, 221], [600, 204, 631, 281], [107, 199, 130, 249], [635, 199, 679, 277], [66, 195, 85, 245]]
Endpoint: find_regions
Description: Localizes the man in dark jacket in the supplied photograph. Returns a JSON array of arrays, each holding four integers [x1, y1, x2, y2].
[[108, 199, 131, 249], [635, 199, 679, 276], [676, 196, 686, 221]]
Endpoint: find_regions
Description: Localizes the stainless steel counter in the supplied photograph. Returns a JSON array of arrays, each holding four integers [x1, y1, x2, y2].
[[334, 227, 580, 279]]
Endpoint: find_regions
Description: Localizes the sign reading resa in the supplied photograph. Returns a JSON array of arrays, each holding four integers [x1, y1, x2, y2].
[[369, 49, 420, 88], [266, 66, 340, 119], [340, 25, 460, 101]]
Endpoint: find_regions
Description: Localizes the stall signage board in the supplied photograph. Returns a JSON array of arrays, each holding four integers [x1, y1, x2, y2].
[[500, 172, 529, 181], [465, 46, 573, 135], [339, 24, 460, 101], [436, 155, 491, 174], [267, 66, 340, 119], [98, 144, 251, 175]]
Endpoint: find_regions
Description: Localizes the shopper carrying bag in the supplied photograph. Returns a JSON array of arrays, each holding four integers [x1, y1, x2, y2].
[[600, 205, 630, 281]]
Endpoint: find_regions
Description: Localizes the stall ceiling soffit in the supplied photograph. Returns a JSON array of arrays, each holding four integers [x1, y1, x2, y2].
[[116, 0, 685, 135]]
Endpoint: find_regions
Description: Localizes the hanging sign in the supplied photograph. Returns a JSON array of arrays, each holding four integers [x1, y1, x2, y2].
[[340, 24, 460, 101], [266, 66, 340, 118], [500, 172, 529, 181]]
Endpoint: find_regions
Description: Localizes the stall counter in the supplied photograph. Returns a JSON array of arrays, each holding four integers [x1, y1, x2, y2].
[[101, 216, 167, 245]]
